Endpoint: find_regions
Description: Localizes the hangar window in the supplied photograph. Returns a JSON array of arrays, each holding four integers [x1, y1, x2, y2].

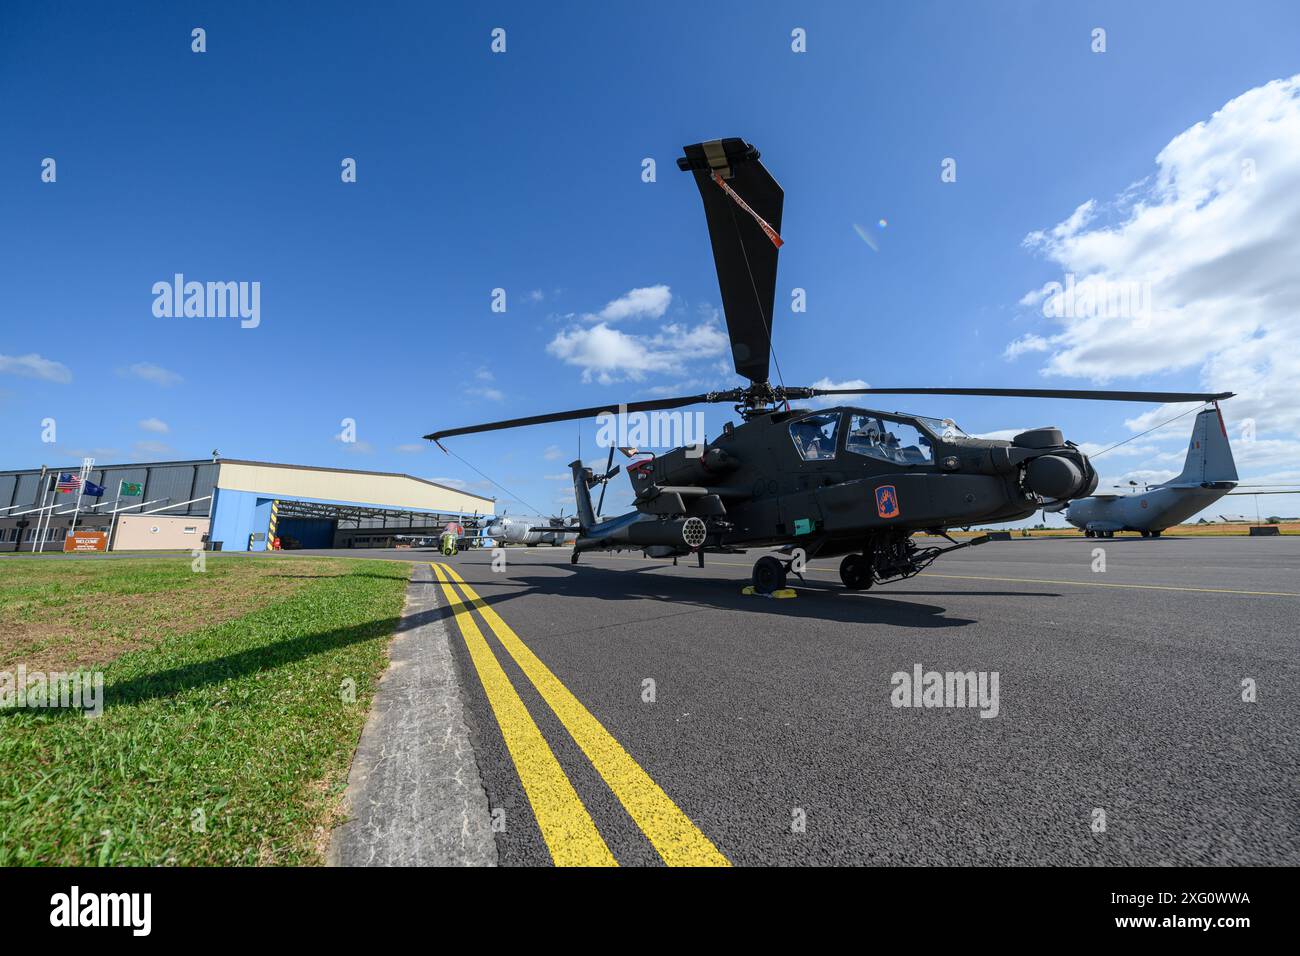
[[788, 414, 840, 460], [845, 415, 933, 465]]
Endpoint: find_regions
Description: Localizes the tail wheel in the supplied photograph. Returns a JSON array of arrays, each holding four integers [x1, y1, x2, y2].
[[752, 556, 788, 594], [839, 553, 873, 590]]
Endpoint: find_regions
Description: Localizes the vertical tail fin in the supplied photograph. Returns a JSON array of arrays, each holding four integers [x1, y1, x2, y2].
[[1168, 406, 1238, 485], [569, 460, 596, 531]]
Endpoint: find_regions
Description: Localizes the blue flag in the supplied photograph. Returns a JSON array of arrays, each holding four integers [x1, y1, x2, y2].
[[83, 480, 105, 498]]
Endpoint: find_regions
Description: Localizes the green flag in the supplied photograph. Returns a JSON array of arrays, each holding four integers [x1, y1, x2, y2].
[[119, 480, 143, 497]]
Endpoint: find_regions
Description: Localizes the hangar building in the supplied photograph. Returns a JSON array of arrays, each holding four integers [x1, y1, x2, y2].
[[0, 458, 493, 553]]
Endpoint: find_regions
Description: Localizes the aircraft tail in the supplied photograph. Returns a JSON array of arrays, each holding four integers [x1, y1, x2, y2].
[[1166, 405, 1238, 486], [569, 460, 596, 531]]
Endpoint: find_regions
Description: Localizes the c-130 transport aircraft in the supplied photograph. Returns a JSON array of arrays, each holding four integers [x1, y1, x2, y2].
[[1059, 405, 1297, 537]]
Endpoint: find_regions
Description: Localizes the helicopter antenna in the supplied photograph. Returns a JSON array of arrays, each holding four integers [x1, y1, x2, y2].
[[1089, 403, 1205, 460], [438, 444, 547, 518]]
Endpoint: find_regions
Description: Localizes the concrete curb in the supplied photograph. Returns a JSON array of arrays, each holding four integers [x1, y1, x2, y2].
[[327, 563, 496, 866]]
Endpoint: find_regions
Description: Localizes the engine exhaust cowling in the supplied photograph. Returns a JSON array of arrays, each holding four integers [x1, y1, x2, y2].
[[1025, 454, 1086, 500], [1012, 427, 1065, 449]]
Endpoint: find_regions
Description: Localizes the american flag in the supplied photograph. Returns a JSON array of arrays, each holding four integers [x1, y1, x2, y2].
[[56, 473, 80, 493]]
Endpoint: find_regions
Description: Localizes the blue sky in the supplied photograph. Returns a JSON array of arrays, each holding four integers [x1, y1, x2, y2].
[[3, 1, 1299, 521]]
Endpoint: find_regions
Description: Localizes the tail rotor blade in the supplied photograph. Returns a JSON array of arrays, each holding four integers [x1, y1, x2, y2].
[[595, 445, 615, 517]]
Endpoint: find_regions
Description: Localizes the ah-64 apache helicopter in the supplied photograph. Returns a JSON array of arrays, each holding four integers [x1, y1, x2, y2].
[[428, 138, 1231, 593]]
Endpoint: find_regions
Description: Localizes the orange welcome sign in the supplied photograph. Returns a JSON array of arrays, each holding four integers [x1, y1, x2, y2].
[[64, 532, 108, 553]]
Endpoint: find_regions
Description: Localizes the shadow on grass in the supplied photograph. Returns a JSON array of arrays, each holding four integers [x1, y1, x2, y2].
[[84, 612, 405, 712], [266, 571, 406, 580]]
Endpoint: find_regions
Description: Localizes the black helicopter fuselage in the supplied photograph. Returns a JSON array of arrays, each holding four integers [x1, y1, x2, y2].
[[570, 404, 1098, 571]]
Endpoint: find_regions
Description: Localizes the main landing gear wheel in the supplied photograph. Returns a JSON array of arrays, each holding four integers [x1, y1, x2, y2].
[[1150, 530, 1162, 538], [839, 553, 873, 590], [752, 556, 788, 594]]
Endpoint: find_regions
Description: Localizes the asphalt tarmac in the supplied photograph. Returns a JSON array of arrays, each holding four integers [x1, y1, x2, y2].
[[316, 535, 1299, 866]]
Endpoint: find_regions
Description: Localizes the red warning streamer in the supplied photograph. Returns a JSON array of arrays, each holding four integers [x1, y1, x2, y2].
[[712, 171, 784, 248]]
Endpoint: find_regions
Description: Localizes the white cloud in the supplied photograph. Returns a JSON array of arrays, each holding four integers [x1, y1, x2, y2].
[[121, 362, 183, 386], [547, 320, 727, 384], [583, 285, 672, 323], [333, 430, 374, 454], [809, 377, 870, 408], [64, 446, 121, 461], [971, 428, 1028, 442], [1010, 75, 1300, 444], [431, 476, 469, 490], [133, 439, 175, 458], [0, 353, 72, 384], [543, 445, 562, 461], [1003, 334, 1050, 360], [469, 385, 505, 402], [138, 417, 169, 434], [395, 443, 425, 453]]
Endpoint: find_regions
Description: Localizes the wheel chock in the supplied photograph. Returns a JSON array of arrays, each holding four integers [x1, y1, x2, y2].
[[741, 586, 797, 599]]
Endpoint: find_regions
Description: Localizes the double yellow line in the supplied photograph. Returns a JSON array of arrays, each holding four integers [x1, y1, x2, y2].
[[430, 562, 728, 867]]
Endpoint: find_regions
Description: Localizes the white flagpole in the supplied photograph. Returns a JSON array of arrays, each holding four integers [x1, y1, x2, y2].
[[31, 474, 54, 552], [66, 457, 94, 544], [30, 465, 47, 550], [38, 472, 62, 552], [109, 502, 121, 550], [37, 472, 61, 553]]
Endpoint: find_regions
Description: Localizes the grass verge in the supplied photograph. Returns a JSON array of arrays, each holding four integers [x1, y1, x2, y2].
[[0, 556, 410, 865]]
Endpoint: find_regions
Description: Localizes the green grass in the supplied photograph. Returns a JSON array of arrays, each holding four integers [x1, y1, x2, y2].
[[0, 556, 411, 865]]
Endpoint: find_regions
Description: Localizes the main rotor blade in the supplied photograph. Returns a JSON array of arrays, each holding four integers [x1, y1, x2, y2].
[[424, 391, 739, 444], [679, 139, 783, 385], [798, 386, 1236, 404]]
